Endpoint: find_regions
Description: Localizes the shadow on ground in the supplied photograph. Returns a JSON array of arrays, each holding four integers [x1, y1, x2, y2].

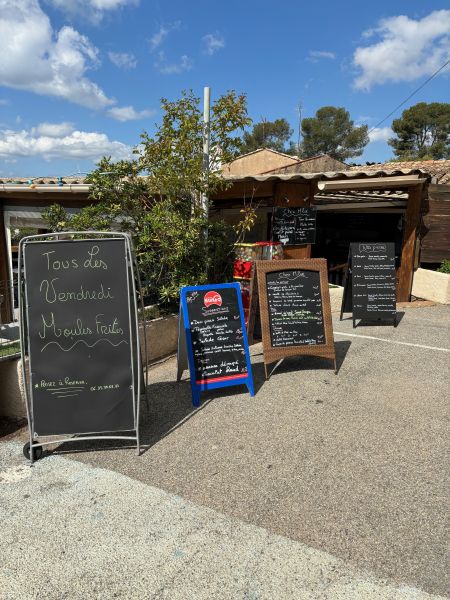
[[48, 340, 351, 458]]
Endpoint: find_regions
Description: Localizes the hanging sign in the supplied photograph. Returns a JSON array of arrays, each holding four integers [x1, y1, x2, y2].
[[256, 259, 336, 378], [272, 207, 317, 245], [177, 283, 254, 406], [19, 234, 141, 460], [340, 242, 397, 327]]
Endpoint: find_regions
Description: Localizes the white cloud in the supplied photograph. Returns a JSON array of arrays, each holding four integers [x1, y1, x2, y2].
[[150, 21, 181, 51], [46, 0, 139, 23], [108, 51, 137, 69], [0, 124, 132, 161], [353, 10, 450, 90], [107, 105, 154, 121], [154, 51, 192, 74], [368, 127, 393, 143], [32, 122, 74, 136], [0, 0, 114, 109], [203, 33, 225, 56], [0, 99, 9, 105], [308, 50, 335, 61]]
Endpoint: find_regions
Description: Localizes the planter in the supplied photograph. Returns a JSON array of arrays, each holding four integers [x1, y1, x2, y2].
[[328, 285, 344, 313], [412, 268, 450, 304], [139, 313, 179, 365], [0, 357, 26, 418]]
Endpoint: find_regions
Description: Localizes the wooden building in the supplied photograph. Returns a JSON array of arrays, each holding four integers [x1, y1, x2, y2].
[[349, 160, 450, 266], [210, 167, 431, 302], [1, 160, 449, 322]]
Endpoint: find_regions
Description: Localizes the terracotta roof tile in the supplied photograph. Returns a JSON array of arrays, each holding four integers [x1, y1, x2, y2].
[[349, 160, 450, 184]]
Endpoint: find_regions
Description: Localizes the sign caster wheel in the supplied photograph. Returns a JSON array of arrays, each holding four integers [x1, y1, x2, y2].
[[23, 442, 43, 461]]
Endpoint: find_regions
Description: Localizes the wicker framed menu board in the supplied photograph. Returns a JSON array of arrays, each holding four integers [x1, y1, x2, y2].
[[256, 259, 336, 378]]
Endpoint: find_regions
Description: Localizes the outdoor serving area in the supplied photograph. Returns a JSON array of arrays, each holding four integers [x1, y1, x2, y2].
[[0, 164, 449, 600]]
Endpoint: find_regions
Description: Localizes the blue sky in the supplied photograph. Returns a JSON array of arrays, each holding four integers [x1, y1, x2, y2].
[[0, 0, 449, 177]]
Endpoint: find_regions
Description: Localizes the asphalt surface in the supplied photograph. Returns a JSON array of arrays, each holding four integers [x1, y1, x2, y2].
[[0, 441, 446, 600], [1, 304, 449, 598]]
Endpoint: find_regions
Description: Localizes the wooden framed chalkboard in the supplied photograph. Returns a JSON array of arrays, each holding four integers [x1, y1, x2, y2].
[[177, 283, 254, 406], [256, 259, 336, 378], [340, 243, 397, 327], [19, 232, 142, 461], [272, 207, 317, 245]]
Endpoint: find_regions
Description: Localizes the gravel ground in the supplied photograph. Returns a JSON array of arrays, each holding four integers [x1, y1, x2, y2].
[[3, 304, 449, 598]]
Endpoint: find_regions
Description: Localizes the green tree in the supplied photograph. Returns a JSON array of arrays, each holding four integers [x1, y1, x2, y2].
[[301, 106, 369, 161], [43, 90, 252, 304], [388, 102, 450, 160], [240, 118, 294, 154]]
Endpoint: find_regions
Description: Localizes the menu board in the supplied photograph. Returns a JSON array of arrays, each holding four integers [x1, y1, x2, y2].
[[272, 207, 316, 245], [178, 283, 254, 405], [351, 242, 396, 322], [23, 238, 136, 436], [256, 259, 336, 378], [266, 270, 325, 346]]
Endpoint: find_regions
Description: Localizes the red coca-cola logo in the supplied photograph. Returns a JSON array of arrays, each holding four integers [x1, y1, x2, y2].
[[204, 291, 222, 308]]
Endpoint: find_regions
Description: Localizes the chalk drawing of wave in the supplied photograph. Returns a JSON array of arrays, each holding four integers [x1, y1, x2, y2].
[[41, 339, 128, 353]]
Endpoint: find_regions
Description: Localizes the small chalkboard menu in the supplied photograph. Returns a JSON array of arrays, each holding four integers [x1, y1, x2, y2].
[[272, 207, 317, 245], [340, 242, 397, 327], [256, 259, 336, 378], [19, 234, 141, 459], [177, 283, 254, 406]]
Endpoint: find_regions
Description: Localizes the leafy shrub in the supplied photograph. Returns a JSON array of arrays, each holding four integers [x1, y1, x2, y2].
[[437, 260, 450, 274]]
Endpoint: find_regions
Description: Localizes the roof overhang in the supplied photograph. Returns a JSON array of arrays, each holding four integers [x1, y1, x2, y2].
[[220, 168, 431, 186], [317, 175, 426, 191], [0, 184, 90, 193]]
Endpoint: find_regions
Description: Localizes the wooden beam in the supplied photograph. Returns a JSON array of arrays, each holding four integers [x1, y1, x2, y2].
[[317, 176, 425, 191], [274, 181, 310, 206], [397, 183, 425, 301]]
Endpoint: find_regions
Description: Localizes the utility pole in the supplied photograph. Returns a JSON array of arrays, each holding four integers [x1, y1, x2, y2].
[[202, 86, 211, 230], [297, 101, 303, 157]]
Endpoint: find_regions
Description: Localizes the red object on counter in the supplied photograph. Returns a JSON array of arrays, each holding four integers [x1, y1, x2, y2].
[[233, 259, 253, 280]]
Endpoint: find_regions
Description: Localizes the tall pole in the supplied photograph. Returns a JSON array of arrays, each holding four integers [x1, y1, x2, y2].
[[202, 86, 211, 228], [297, 101, 303, 157]]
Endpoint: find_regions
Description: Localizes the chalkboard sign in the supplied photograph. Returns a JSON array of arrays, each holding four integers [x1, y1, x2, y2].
[[177, 283, 254, 406], [256, 259, 336, 378], [266, 270, 325, 347], [272, 207, 316, 245], [19, 234, 141, 459], [340, 243, 397, 327]]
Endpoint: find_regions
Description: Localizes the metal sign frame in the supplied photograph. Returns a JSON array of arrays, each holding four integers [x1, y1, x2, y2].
[[177, 283, 255, 407], [256, 259, 336, 378], [19, 231, 143, 462]]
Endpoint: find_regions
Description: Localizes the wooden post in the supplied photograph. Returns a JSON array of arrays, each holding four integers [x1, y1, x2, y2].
[[0, 204, 13, 323], [397, 183, 425, 302]]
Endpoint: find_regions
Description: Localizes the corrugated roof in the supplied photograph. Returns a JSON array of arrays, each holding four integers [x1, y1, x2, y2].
[[222, 167, 430, 183]]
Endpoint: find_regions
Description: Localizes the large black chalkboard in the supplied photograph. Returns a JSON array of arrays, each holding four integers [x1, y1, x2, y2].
[[23, 238, 135, 436], [266, 270, 325, 347], [272, 207, 316, 245], [350, 242, 396, 324]]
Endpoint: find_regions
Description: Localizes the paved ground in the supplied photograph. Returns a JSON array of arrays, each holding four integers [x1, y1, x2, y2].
[[0, 441, 445, 600], [1, 305, 449, 598]]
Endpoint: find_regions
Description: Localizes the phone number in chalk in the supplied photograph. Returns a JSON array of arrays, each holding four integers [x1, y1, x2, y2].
[[90, 384, 120, 391]]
